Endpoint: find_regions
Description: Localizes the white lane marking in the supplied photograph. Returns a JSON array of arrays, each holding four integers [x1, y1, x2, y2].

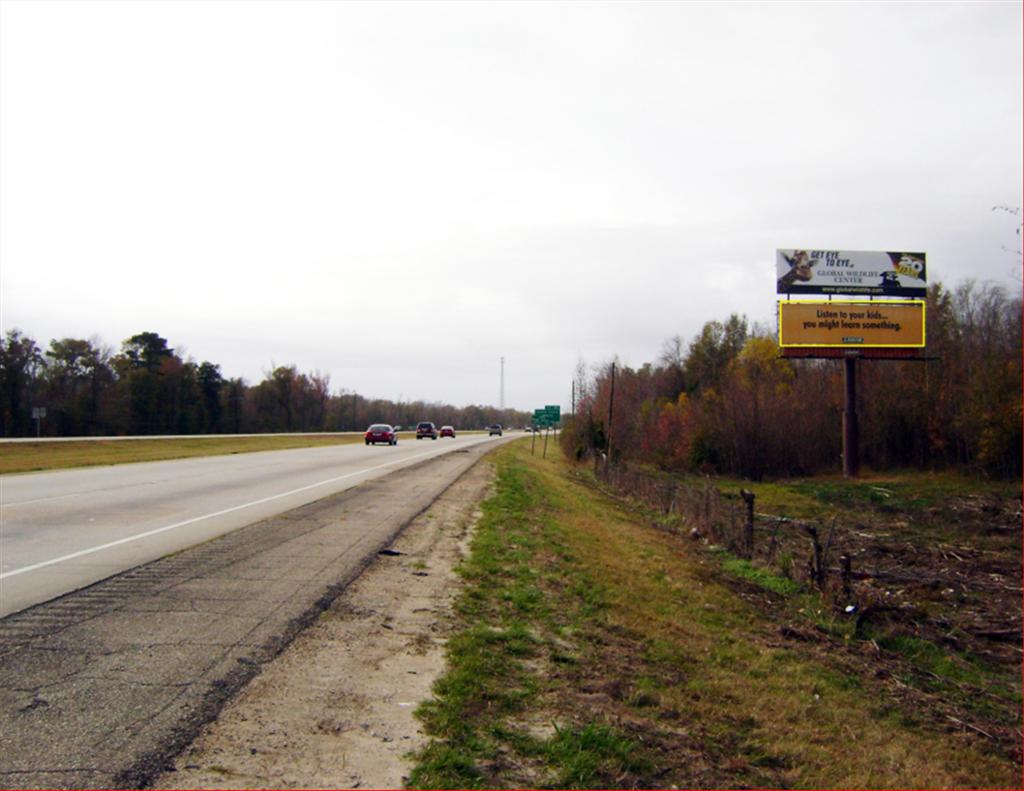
[[3, 490, 93, 508], [0, 446, 451, 580]]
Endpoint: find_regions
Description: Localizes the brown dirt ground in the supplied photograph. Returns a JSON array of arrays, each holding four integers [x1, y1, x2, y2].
[[151, 460, 494, 790]]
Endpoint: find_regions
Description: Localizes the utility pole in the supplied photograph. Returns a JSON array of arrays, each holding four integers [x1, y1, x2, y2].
[[606, 362, 616, 464], [571, 379, 576, 447], [500, 356, 505, 416]]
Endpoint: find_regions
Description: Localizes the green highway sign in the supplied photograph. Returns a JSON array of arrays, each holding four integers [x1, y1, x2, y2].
[[532, 405, 560, 428]]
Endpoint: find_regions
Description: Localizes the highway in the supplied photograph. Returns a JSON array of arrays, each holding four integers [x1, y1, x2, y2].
[[0, 433, 501, 618], [0, 434, 504, 789]]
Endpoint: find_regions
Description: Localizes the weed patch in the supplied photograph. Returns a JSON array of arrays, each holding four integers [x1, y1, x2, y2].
[[718, 552, 803, 596]]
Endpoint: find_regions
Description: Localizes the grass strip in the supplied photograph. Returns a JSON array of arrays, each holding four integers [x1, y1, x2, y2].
[[0, 431, 494, 475], [0, 434, 370, 474], [409, 441, 1019, 789]]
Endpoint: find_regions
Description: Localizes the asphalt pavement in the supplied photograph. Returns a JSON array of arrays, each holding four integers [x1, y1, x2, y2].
[[2, 433, 496, 617], [0, 440, 498, 789]]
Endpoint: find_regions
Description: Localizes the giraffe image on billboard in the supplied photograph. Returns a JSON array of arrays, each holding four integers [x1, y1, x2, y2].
[[776, 249, 927, 297]]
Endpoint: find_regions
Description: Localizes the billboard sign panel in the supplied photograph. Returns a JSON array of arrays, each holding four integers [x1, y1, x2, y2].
[[776, 249, 927, 297], [779, 300, 926, 348]]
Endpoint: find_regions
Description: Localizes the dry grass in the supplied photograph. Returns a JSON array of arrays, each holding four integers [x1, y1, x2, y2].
[[412, 440, 1021, 788], [544, 455, 1018, 788]]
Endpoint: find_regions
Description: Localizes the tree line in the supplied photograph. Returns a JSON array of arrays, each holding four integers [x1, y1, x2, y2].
[[0, 330, 528, 437], [563, 280, 1021, 479]]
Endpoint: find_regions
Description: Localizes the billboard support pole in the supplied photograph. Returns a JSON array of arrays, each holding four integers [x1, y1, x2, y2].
[[843, 356, 860, 478]]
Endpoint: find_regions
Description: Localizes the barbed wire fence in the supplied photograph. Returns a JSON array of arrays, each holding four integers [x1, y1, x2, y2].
[[591, 456, 850, 598]]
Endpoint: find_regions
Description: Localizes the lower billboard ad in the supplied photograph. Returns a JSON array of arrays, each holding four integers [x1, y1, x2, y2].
[[778, 300, 926, 348]]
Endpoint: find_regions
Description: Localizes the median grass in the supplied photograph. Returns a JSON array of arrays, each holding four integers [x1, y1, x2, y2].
[[0, 434, 368, 475], [0, 431, 495, 475], [409, 441, 1019, 789]]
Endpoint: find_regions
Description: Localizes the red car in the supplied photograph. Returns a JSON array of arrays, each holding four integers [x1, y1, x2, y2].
[[440, 425, 455, 438], [365, 423, 397, 446]]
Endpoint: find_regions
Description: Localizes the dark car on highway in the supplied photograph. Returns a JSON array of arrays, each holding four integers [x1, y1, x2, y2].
[[416, 421, 438, 440], [365, 424, 397, 446], [488, 424, 503, 436]]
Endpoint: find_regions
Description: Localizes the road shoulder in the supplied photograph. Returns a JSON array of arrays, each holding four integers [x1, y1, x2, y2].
[[151, 456, 494, 789]]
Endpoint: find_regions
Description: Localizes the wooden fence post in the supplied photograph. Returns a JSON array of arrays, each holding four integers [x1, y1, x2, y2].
[[740, 489, 755, 558], [804, 525, 824, 589], [840, 554, 852, 600]]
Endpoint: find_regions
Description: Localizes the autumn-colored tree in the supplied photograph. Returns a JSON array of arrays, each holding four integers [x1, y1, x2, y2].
[[684, 314, 748, 393], [196, 362, 225, 433], [638, 392, 693, 470], [42, 337, 114, 435], [564, 280, 1019, 479], [0, 329, 43, 436], [111, 332, 177, 435], [698, 336, 796, 479]]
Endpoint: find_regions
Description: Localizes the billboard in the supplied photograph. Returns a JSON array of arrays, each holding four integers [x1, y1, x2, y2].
[[777, 249, 927, 297], [779, 300, 926, 348]]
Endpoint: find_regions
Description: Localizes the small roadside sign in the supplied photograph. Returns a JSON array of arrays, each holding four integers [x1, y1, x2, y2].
[[32, 407, 46, 438]]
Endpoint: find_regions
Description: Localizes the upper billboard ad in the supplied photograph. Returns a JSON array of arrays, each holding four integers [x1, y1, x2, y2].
[[776, 249, 927, 297]]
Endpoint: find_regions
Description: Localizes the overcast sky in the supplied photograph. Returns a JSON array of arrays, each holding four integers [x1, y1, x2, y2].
[[1, 1, 1020, 411]]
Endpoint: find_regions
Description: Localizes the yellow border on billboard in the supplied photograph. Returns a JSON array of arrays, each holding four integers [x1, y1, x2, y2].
[[777, 299, 927, 348]]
